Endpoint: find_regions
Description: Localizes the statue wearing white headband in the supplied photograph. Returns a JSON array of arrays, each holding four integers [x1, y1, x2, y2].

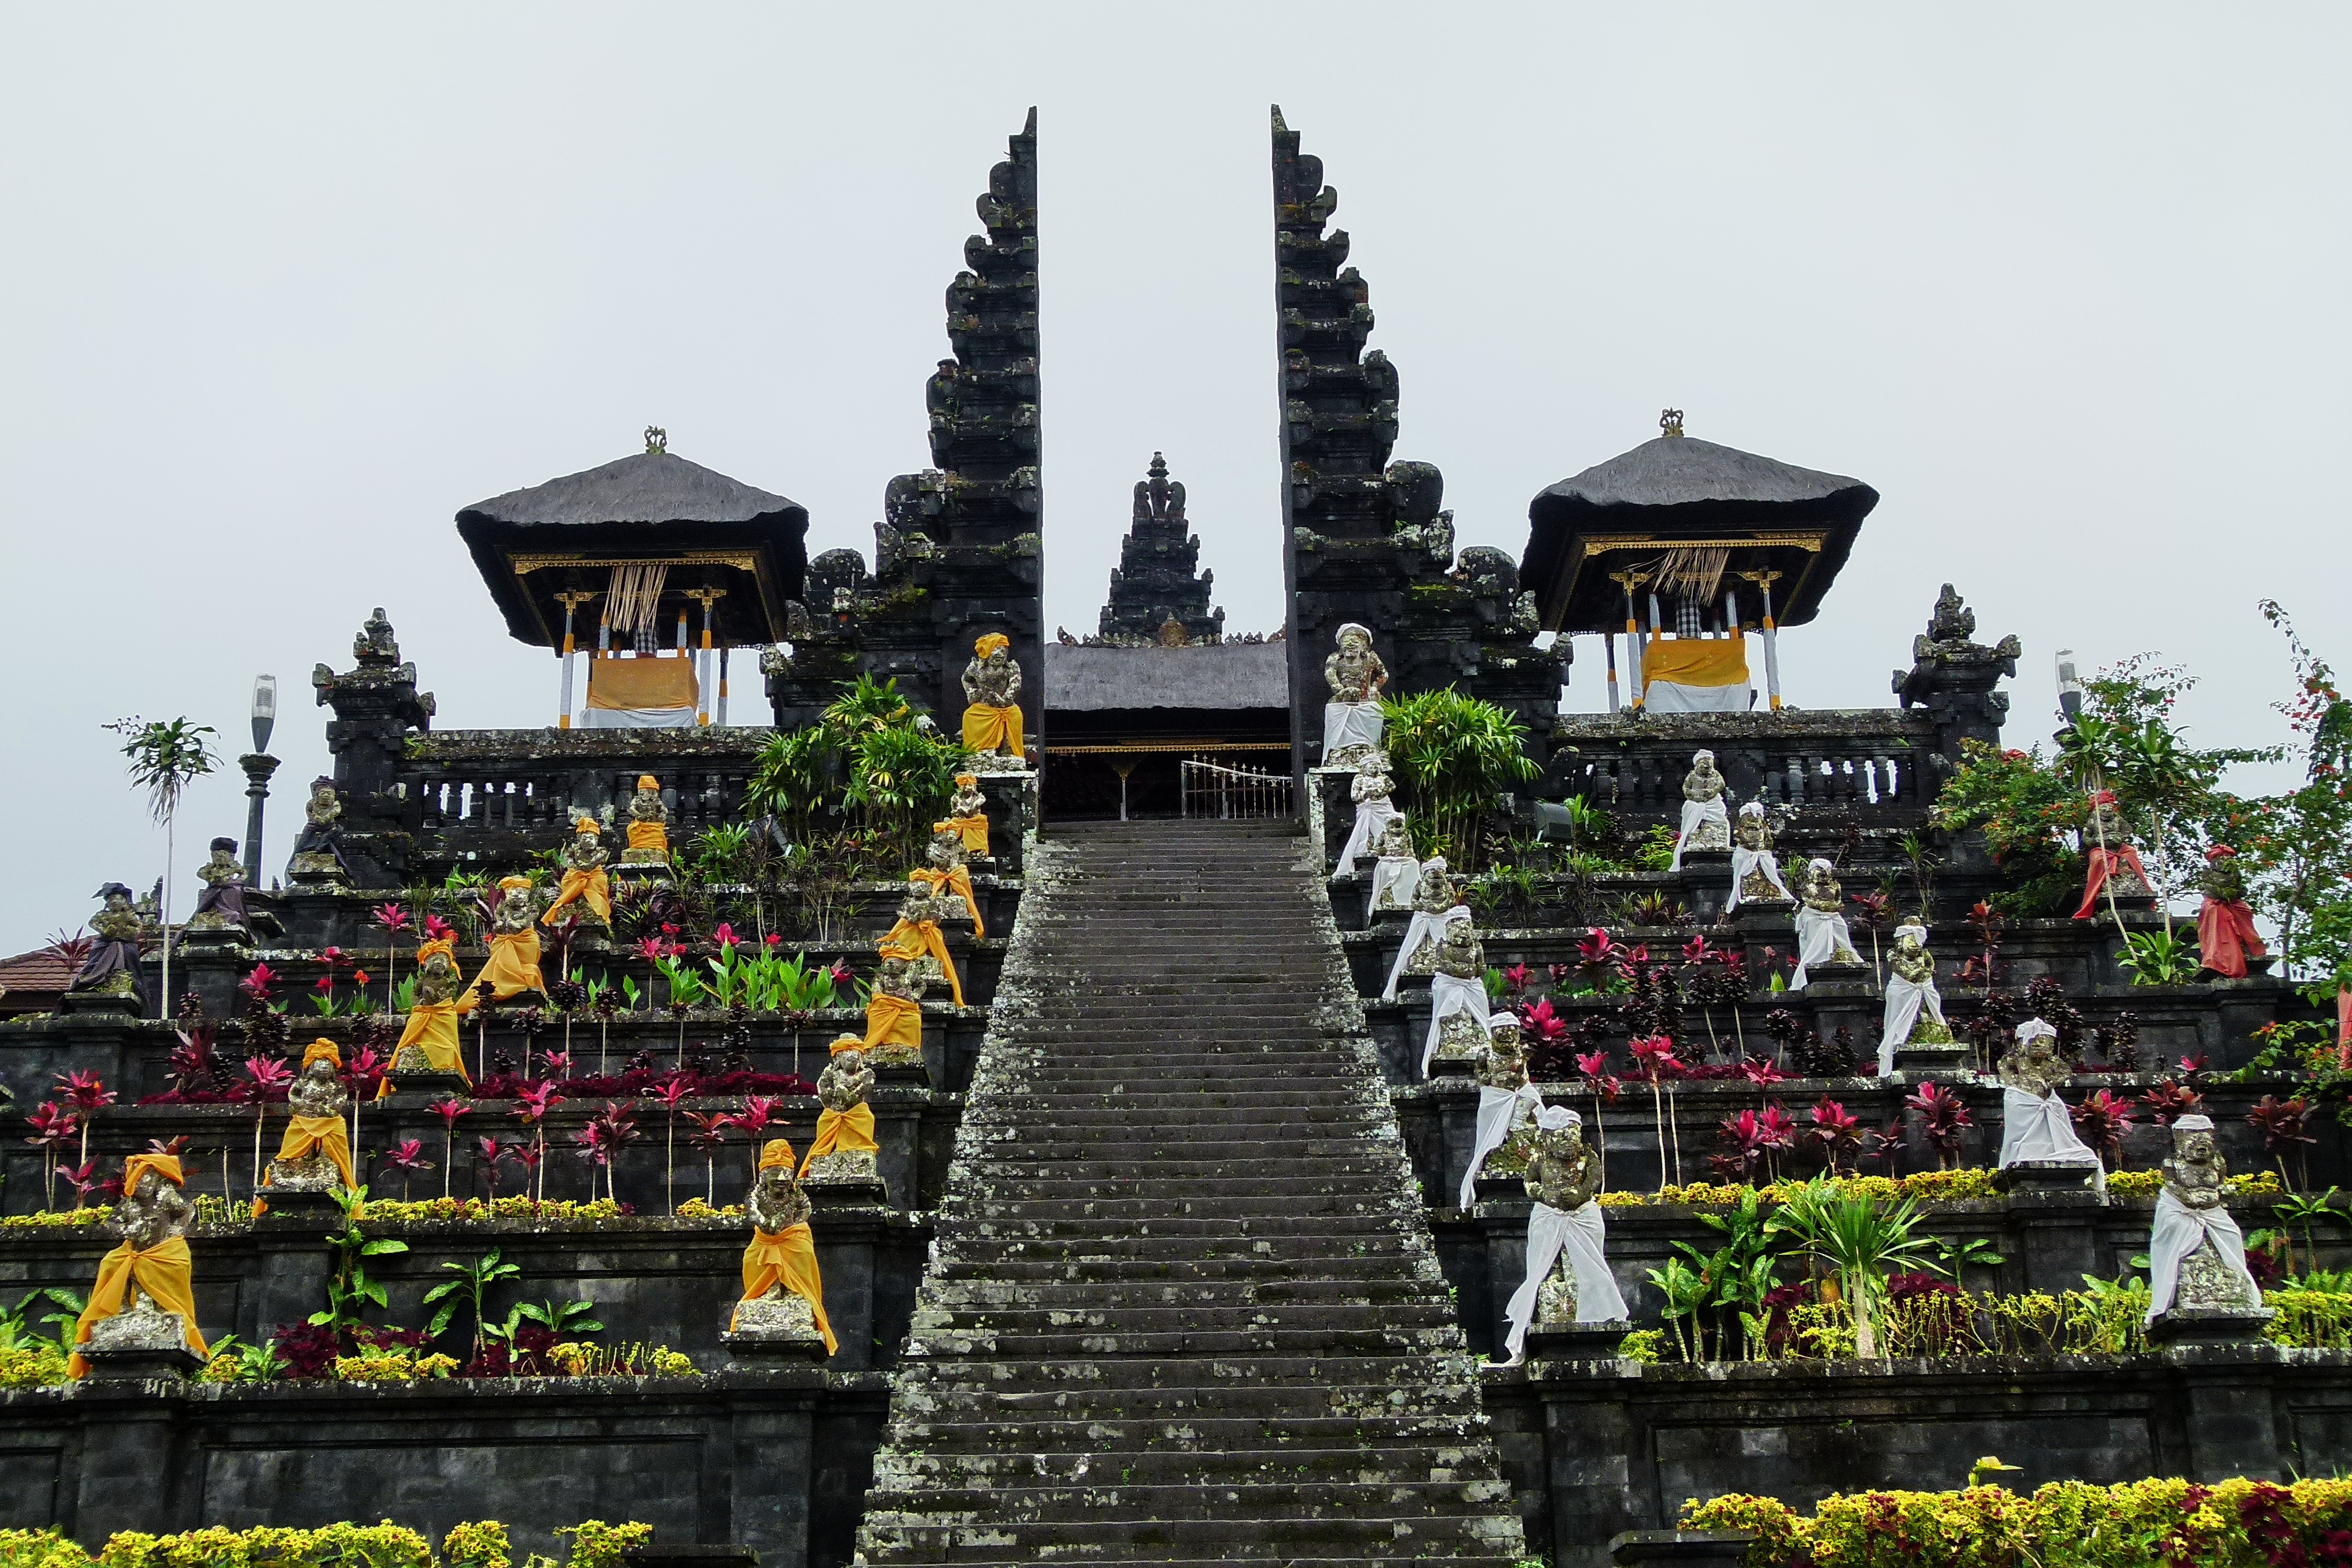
[[1322, 622, 1388, 765], [1787, 859, 1864, 989], [1726, 799, 1793, 912], [2147, 1114, 2264, 1326], [1996, 1019, 2105, 1197], [1502, 1105, 1626, 1362], [1877, 918, 1953, 1074], [1669, 750, 1731, 870]]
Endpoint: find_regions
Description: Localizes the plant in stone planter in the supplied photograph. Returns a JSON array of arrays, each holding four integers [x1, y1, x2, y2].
[[1376, 687, 1540, 873], [2249, 1094, 2319, 1190], [23, 1103, 77, 1212], [1765, 1178, 1940, 1359], [1901, 1081, 1973, 1171]]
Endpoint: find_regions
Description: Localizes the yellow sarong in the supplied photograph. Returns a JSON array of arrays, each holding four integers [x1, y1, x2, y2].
[[732, 1221, 836, 1353], [881, 918, 964, 1007], [947, 812, 989, 855], [69, 1236, 206, 1377], [961, 702, 1022, 756], [801, 1103, 878, 1175], [863, 991, 922, 1052], [379, 1001, 469, 1098], [457, 929, 546, 1012], [270, 1114, 356, 1190], [628, 820, 669, 854], [912, 864, 984, 939], [542, 866, 611, 927]]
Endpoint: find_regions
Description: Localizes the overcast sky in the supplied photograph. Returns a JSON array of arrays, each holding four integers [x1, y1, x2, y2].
[[3, 5, 2345, 956]]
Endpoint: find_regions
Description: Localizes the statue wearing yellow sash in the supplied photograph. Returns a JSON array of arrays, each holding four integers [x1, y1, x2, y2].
[[959, 633, 1024, 758], [622, 774, 670, 863], [802, 1036, 881, 1183], [69, 1153, 205, 1377], [383, 938, 470, 1095], [911, 821, 984, 939], [268, 1039, 356, 1191], [732, 1138, 836, 1354], [458, 877, 547, 1012], [863, 955, 924, 1052], [879, 879, 964, 1007], [542, 814, 612, 931], [945, 773, 990, 856]]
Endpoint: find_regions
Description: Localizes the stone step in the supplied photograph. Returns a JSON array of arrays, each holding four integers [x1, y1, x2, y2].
[[857, 1511, 1520, 1561], [880, 1413, 1497, 1454], [873, 1442, 1506, 1489], [891, 1353, 1481, 1396], [950, 1175, 1404, 1200], [931, 1213, 1408, 1240], [918, 1277, 1440, 1310], [862, 1475, 1515, 1524], [905, 1325, 1460, 1359], [948, 1195, 1404, 1222], [935, 1236, 1426, 1267], [932, 1255, 1437, 1284]]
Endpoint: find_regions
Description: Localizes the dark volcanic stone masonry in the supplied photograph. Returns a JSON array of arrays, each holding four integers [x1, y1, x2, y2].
[[857, 818, 1527, 1565]]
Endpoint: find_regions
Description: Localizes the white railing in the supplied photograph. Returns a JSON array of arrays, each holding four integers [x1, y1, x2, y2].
[[1180, 757, 1294, 821]]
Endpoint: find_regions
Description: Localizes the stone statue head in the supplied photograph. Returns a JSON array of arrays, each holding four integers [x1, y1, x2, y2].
[[1488, 1018, 1523, 1054], [207, 837, 237, 865], [95, 881, 134, 913], [2172, 1114, 2218, 1165], [1894, 920, 1928, 954], [1533, 1105, 1583, 1157], [2013, 1018, 2060, 1065], [1337, 623, 1372, 654], [878, 955, 921, 999], [1359, 750, 1391, 779], [928, 825, 962, 867], [1692, 750, 1717, 773]]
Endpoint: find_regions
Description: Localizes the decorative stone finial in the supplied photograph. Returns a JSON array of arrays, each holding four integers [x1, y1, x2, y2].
[[644, 426, 667, 455], [1659, 408, 1685, 438]]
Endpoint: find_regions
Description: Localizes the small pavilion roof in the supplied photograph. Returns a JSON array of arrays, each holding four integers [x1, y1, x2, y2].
[[457, 448, 809, 648], [1519, 432, 1878, 634]]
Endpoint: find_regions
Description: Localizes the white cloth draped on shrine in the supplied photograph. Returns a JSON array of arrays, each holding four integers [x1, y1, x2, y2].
[[1461, 1082, 1541, 1209], [1670, 795, 1729, 871], [1335, 794, 1399, 877], [1504, 1199, 1628, 1359], [1368, 855, 1420, 920], [1787, 904, 1856, 990], [1724, 844, 1792, 914], [1382, 910, 1438, 1003], [1997, 1087, 2106, 1197], [1323, 702, 1384, 758], [1878, 969, 1949, 1075], [1424, 971, 1491, 1075], [2145, 1188, 2261, 1324]]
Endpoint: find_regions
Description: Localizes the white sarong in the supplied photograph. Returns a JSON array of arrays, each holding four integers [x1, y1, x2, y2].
[[1504, 1199, 1628, 1360], [1335, 793, 1398, 877], [1725, 847, 1792, 914], [1367, 856, 1420, 925], [1461, 1083, 1541, 1209], [1877, 972, 1949, 1075], [1669, 795, 1730, 870], [1788, 904, 1857, 990], [2146, 1187, 2261, 1324], [1424, 971, 1491, 1075], [1998, 1086, 2106, 1197], [1382, 910, 1439, 1003], [1322, 701, 1384, 759]]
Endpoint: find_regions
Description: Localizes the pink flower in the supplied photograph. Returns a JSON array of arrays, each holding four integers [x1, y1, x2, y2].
[[1501, 964, 1532, 995], [764, 933, 782, 947], [371, 902, 412, 934], [711, 923, 740, 948], [422, 915, 455, 941]]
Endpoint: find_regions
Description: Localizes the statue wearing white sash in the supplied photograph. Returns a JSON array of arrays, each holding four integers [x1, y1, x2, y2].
[[1877, 918, 1953, 1074], [1365, 818, 1421, 924], [1322, 623, 1388, 766], [1502, 1106, 1627, 1363], [1460, 1018, 1542, 1208], [1333, 751, 1399, 878], [1422, 908, 1492, 1075], [1669, 751, 1731, 870], [1788, 858, 1864, 990], [1996, 1019, 2105, 1197], [1725, 800, 1793, 913], [1382, 856, 1456, 1002], [2146, 1115, 2264, 1326]]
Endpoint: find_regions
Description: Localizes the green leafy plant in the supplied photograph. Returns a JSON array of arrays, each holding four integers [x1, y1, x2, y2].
[[2118, 927, 2202, 986], [309, 1186, 409, 1330], [1765, 1178, 1941, 1358], [1377, 687, 1540, 873], [425, 1247, 523, 1358]]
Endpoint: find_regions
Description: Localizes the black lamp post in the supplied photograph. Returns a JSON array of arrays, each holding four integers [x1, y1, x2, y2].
[[240, 675, 279, 888]]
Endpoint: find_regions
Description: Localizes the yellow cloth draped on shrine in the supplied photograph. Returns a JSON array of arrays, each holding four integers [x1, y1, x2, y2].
[[733, 1221, 835, 1353], [946, 812, 989, 854], [1639, 637, 1750, 702], [543, 866, 611, 927], [912, 863, 984, 939], [863, 991, 922, 1051], [586, 655, 698, 712], [881, 918, 964, 1007], [627, 821, 669, 854], [271, 1115, 356, 1190], [457, 929, 546, 1012], [380, 1001, 468, 1098], [802, 1103, 878, 1174], [961, 703, 1022, 755]]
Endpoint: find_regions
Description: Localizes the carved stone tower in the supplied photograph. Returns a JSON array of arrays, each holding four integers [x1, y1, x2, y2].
[[1098, 453, 1224, 645]]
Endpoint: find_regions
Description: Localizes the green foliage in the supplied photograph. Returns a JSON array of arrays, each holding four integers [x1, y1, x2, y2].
[[1763, 1178, 1941, 1357], [746, 675, 966, 860], [2117, 927, 2203, 986], [424, 1248, 522, 1355], [1377, 688, 1539, 873], [309, 1187, 408, 1331], [0, 1520, 660, 1568], [2243, 603, 2352, 993], [101, 716, 220, 824], [1929, 739, 2085, 914]]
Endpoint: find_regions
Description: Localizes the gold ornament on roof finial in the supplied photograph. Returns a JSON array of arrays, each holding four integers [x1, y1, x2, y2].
[[1659, 409, 1685, 438], [645, 426, 667, 455]]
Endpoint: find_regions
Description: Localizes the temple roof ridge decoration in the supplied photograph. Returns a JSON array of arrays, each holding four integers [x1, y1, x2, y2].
[[1097, 451, 1225, 646]]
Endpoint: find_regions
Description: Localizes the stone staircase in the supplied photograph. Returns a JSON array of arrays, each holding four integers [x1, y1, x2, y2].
[[856, 818, 1528, 1566]]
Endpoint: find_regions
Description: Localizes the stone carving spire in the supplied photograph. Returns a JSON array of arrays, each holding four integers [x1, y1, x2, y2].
[[1098, 452, 1224, 645]]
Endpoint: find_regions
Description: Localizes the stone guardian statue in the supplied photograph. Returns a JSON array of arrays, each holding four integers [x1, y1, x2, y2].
[[2146, 1114, 2264, 1326], [1996, 1018, 2105, 1196], [1670, 750, 1731, 869], [1502, 1106, 1627, 1363], [1321, 622, 1389, 767]]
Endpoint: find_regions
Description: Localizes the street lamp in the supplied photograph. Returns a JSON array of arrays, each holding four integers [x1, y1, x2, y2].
[[2055, 650, 2083, 723], [241, 676, 281, 889]]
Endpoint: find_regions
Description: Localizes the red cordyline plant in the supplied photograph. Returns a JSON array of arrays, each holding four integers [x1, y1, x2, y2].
[[1847, 891, 1893, 985], [1500, 963, 1532, 996], [1576, 928, 1625, 990], [371, 902, 411, 1013], [2069, 1088, 2138, 1169], [53, 1070, 115, 1166], [1716, 1104, 1798, 1184], [573, 1101, 641, 1203], [384, 1137, 433, 1202], [653, 1077, 698, 1214], [2140, 1079, 2205, 1128], [1573, 1051, 1619, 1189], [513, 1082, 565, 1204], [23, 1103, 79, 1210], [1628, 1034, 1685, 1191], [2249, 1095, 2318, 1189], [56, 1161, 103, 1211], [1903, 1081, 1974, 1171], [1810, 1097, 1866, 1175], [240, 1055, 293, 1190], [421, 914, 454, 943], [239, 962, 278, 1008], [474, 1136, 515, 1203], [428, 1099, 469, 1199], [687, 1111, 733, 1206]]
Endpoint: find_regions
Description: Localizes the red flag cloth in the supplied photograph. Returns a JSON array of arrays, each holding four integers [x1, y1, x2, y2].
[[2195, 897, 2266, 979], [2072, 844, 2154, 920]]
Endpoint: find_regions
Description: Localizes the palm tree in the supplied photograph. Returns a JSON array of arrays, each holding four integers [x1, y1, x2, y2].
[[104, 716, 220, 1016]]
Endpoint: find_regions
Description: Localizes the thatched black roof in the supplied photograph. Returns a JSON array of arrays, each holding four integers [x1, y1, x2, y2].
[[1520, 434, 1878, 634], [457, 450, 808, 648], [1045, 643, 1289, 712]]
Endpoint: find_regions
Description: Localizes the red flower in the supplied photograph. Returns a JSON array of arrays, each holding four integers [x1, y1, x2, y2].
[[1740, 1057, 1786, 1087], [764, 933, 782, 947], [353, 970, 371, 987], [1502, 963, 1532, 995], [54, 1070, 117, 1114], [239, 963, 277, 1001], [711, 923, 741, 948], [370, 903, 411, 934], [422, 915, 455, 941], [1515, 996, 1569, 1043], [634, 937, 668, 963], [428, 1098, 470, 1132]]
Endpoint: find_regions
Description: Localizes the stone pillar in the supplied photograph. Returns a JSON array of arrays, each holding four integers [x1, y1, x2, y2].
[[2169, 1346, 2288, 1480], [238, 753, 279, 889], [1893, 585, 2018, 888], [309, 608, 434, 887]]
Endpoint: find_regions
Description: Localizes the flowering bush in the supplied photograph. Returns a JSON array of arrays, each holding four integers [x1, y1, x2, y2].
[[0, 1518, 661, 1567], [0, 1340, 69, 1389]]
